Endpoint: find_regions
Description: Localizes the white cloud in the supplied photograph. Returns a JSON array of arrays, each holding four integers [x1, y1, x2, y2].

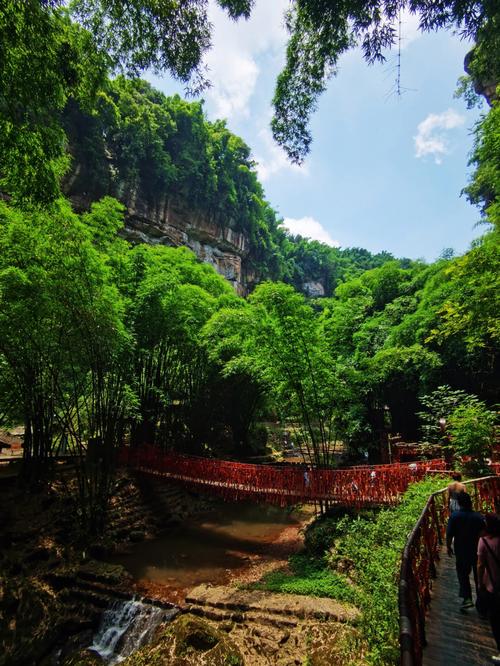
[[205, 51, 258, 118], [254, 126, 308, 181], [203, 0, 289, 120], [414, 109, 465, 164], [399, 10, 421, 49], [281, 217, 340, 247]]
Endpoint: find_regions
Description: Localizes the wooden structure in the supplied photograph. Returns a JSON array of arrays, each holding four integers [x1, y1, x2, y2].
[[399, 475, 500, 665]]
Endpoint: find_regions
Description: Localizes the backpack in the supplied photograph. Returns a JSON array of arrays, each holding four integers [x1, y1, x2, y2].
[[481, 537, 500, 598]]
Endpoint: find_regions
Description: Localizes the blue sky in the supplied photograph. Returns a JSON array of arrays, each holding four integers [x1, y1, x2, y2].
[[147, 0, 488, 262]]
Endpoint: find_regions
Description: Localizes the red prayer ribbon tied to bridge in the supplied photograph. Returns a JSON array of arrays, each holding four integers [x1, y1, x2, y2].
[[118, 445, 448, 507]]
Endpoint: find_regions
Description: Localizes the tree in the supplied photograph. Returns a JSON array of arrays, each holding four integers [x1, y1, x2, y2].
[[417, 384, 476, 445], [0, 1, 107, 202], [0, 198, 131, 532], [202, 301, 269, 454], [247, 282, 339, 467], [125, 243, 234, 451], [271, 0, 500, 161], [70, 0, 254, 91], [464, 93, 500, 228], [448, 400, 496, 472]]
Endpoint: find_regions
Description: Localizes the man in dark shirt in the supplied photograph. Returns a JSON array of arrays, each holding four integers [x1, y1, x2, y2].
[[446, 490, 485, 609]]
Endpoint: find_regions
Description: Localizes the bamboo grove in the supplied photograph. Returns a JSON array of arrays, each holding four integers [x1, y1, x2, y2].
[[0, 1, 498, 533]]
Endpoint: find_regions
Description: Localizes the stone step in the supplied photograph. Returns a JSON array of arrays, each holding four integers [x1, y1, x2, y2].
[[185, 585, 360, 624], [187, 604, 299, 629]]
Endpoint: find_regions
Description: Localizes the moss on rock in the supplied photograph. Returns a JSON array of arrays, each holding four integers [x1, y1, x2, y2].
[[123, 614, 243, 666]]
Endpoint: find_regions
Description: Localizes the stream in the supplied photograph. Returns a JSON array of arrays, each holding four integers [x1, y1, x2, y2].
[[108, 500, 308, 602], [89, 501, 308, 662], [90, 598, 178, 664]]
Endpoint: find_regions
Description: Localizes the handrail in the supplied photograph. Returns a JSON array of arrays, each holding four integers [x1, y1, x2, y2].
[[118, 444, 448, 507], [398, 475, 500, 666]]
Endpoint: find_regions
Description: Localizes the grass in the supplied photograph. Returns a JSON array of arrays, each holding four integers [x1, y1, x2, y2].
[[248, 552, 359, 604], [247, 475, 450, 665]]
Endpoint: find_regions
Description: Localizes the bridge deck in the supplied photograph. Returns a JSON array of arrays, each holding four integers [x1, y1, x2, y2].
[[423, 545, 497, 666]]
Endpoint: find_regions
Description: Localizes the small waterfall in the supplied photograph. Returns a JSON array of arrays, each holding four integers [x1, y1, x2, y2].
[[90, 598, 178, 663]]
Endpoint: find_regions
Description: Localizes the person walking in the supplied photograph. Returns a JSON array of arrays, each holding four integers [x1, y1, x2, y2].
[[446, 491, 485, 609], [477, 513, 500, 664], [447, 472, 466, 513]]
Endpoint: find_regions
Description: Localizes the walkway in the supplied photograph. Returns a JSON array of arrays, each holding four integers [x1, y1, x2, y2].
[[423, 545, 497, 666]]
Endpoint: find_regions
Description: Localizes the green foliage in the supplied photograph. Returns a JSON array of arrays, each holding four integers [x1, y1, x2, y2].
[[329, 477, 448, 664], [0, 193, 255, 524], [247, 282, 340, 465], [464, 96, 500, 226], [0, 197, 131, 527], [0, 1, 107, 202], [304, 514, 357, 555], [429, 230, 500, 354], [70, 0, 253, 92], [448, 400, 496, 465], [417, 384, 477, 444], [252, 478, 449, 664], [250, 553, 357, 604], [454, 75, 484, 110]]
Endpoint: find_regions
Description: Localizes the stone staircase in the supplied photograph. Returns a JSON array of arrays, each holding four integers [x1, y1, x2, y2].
[[107, 473, 211, 543], [185, 584, 360, 626], [184, 584, 361, 666], [44, 563, 132, 626]]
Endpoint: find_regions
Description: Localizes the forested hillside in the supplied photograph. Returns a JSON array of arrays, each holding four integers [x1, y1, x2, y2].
[[0, 0, 498, 513], [1, 4, 404, 295], [63, 75, 401, 294]]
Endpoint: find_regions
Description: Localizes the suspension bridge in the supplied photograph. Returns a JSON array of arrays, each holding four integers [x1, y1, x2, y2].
[[119, 446, 500, 664], [118, 444, 448, 507]]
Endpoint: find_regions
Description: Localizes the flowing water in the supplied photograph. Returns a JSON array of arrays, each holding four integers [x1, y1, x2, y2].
[[91, 501, 306, 662], [90, 598, 178, 663]]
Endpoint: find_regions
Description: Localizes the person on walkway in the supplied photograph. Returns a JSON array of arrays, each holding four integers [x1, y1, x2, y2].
[[447, 472, 466, 513], [446, 490, 485, 609], [477, 513, 500, 663]]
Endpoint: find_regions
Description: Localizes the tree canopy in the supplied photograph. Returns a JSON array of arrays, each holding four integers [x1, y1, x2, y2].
[[271, 0, 499, 160], [0, 0, 498, 528]]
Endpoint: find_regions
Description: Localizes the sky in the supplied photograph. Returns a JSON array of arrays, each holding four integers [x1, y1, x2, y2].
[[146, 0, 488, 262]]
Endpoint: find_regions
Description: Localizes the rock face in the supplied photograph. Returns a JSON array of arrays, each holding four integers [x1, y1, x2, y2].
[[124, 194, 250, 294], [71, 189, 251, 295], [302, 281, 325, 298], [464, 50, 498, 106]]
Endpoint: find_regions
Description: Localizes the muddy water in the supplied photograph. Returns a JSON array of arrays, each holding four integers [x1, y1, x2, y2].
[[110, 502, 308, 600]]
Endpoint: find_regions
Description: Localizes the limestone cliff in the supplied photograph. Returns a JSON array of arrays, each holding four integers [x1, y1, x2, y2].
[[122, 193, 250, 295], [69, 188, 253, 295]]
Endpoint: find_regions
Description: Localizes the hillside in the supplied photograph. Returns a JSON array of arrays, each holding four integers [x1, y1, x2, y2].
[[63, 76, 408, 295]]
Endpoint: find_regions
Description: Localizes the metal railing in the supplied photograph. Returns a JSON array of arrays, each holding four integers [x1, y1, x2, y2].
[[399, 475, 500, 665]]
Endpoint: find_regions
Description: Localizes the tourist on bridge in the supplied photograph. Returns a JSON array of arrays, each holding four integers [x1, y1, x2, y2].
[[477, 513, 500, 663], [447, 472, 466, 513], [446, 491, 485, 610]]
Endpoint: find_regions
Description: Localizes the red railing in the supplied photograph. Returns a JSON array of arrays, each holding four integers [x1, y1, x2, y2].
[[399, 475, 500, 666], [118, 444, 447, 507]]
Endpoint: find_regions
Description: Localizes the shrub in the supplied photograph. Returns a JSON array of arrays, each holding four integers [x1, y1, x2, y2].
[[448, 401, 496, 473]]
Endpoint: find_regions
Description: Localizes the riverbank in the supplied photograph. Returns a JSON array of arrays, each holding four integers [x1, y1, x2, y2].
[[112, 502, 313, 606]]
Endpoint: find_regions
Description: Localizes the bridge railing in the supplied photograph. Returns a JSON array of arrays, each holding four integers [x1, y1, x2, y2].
[[118, 444, 447, 506], [399, 475, 500, 666]]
